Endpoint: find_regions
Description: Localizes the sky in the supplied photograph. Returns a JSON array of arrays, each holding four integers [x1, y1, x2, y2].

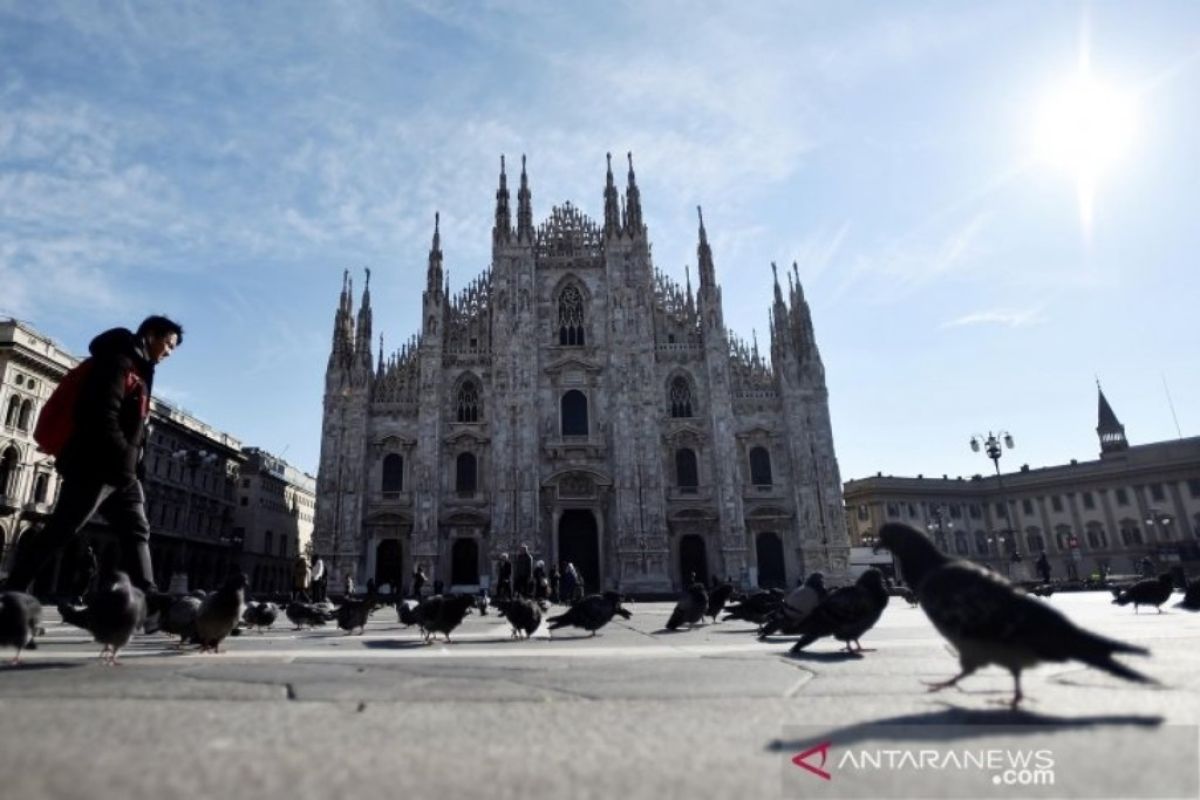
[[2, 1, 1197, 484]]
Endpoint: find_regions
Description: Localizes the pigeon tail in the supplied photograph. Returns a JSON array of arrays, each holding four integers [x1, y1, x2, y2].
[[789, 632, 820, 652]]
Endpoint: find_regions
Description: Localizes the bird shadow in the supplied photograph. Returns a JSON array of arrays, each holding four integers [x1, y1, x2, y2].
[[765, 703, 1164, 752], [782, 649, 864, 663], [361, 639, 440, 650], [710, 627, 761, 635], [1, 662, 84, 672]]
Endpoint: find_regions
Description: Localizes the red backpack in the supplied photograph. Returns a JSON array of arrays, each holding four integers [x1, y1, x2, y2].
[[33, 359, 94, 456]]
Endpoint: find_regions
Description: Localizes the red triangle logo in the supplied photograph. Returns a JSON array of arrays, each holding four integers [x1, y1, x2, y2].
[[791, 741, 832, 781]]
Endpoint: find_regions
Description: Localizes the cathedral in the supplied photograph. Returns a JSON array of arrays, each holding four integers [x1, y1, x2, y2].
[[313, 154, 849, 595]]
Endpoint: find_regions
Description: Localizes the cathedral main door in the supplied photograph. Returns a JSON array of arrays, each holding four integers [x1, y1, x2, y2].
[[375, 539, 403, 591], [679, 534, 709, 587], [756, 531, 786, 589], [558, 509, 600, 594], [451, 538, 480, 586]]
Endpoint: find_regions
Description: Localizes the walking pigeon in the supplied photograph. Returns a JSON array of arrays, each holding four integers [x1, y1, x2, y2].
[[336, 587, 379, 635], [57, 571, 146, 665], [161, 595, 202, 646], [787, 569, 888, 653], [878, 523, 1152, 709], [413, 594, 476, 643], [286, 601, 329, 629], [0, 591, 43, 665], [494, 597, 543, 639], [721, 589, 783, 625], [243, 602, 279, 632], [666, 584, 709, 631], [1112, 574, 1174, 614], [546, 592, 630, 637], [1176, 579, 1200, 611], [760, 573, 828, 638], [705, 583, 735, 622], [194, 573, 246, 653]]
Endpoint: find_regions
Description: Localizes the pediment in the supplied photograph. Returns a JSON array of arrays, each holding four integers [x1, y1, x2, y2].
[[542, 467, 613, 488], [444, 427, 491, 446], [543, 356, 603, 376], [373, 434, 416, 450], [664, 423, 706, 442], [736, 425, 774, 440]]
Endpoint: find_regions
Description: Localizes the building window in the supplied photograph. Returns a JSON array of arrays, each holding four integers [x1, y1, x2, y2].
[[749, 447, 772, 486], [240, 496, 248, 507], [974, 531, 989, 555], [954, 531, 969, 555], [995, 502, 1005, 517], [1119, 522, 1143, 546], [456, 380, 480, 423], [4, 396, 19, 427], [1026, 529, 1045, 553], [1082, 491, 1095, 510], [969, 504, 981, 519], [675, 448, 699, 493], [935, 531, 948, 551], [857, 505, 869, 521], [1115, 487, 1129, 506], [669, 376, 693, 418], [33, 473, 48, 503], [1087, 524, 1108, 548], [1021, 498, 1034, 515], [886, 503, 898, 518], [16, 399, 33, 431], [264, 531, 272, 555], [1186, 479, 1200, 499], [1149, 483, 1165, 502], [949, 504, 962, 519], [0, 446, 18, 495], [455, 452, 477, 493], [557, 284, 586, 346], [1051, 495, 1063, 512], [561, 390, 588, 436], [242, 478, 250, 488], [382, 453, 404, 493]]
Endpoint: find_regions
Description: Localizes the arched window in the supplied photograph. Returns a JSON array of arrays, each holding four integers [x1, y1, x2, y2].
[[675, 448, 699, 492], [457, 380, 480, 423], [4, 396, 18, 427], [954, 530, 969, 555], [1119, 521, 1143, 546], [1025, 527, 1045, 553], [0, 446, 17, 495], [558, 285, 585, 346], [381, 454, 403, 494], [1086, 523, 1108, 548], [974, 530, 989, 555], [669, 376, 693, 418], [749, 447, 773, 486], [33, 473, 48, 504], [561, 390, 588, 436], [16, 400, 33, 431], [456, 452, 477, 493]]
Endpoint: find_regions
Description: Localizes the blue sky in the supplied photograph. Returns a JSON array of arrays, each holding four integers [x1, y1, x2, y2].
[[2, 1, 1197, 483]]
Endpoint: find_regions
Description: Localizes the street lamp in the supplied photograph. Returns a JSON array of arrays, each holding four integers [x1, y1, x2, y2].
[[970, 431, 1021, 569], [1145, 510, 1174, 541], [925, 503, 949, 551]]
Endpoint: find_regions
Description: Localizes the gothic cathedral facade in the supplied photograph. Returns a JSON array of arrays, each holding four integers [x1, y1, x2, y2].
[[314, 155, 849, 595]]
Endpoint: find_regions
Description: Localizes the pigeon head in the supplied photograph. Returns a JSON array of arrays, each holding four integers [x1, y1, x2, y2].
[[804, 572, 825, 589], [856, 568, 885, 590], [877, 524, 950, 591], [1157, 573, 1175, 587]]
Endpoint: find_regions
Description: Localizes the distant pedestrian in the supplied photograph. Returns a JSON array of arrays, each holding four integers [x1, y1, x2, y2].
[[411, 563, 427, 598], [310, 555, 327, 602], [3, 316, 182, 597], [514, 544, 534, 597], [549, 563, 561, 603], [292, 554, 311, 601], [1140, 556, 1154, 577], [496, 553, 513, 600], [1035, 551, 1051, 584], [343, 573, 355, 597], [561, 562, 582, 604], [533, 560, 548, 601]]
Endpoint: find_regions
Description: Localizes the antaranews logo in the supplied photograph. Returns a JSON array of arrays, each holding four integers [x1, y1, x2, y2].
[[790, 740, 1056, 787], [791, 741, 833, 781]]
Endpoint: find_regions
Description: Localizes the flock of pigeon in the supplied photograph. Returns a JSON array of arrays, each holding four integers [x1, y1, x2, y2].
[[1, 522, 1198, 710]]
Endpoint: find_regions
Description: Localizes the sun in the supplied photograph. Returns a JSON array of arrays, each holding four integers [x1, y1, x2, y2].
[[1033, 60, 1137, 234]]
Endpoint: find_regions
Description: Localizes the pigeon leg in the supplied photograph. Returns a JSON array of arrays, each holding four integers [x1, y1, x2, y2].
[[10, 648, 21, 666], [923, 666, 976, 694], [1008, 672, 1024, 710]]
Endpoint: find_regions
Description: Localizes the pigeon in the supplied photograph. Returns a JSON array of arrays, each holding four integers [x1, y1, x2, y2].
[[242, 601, 279, 632], [759, 573, 828, 637], [787, 569, 889, 653], [286, 601, 329, 629], [666, 584, 709, 631], [0, 591, 43, 665], [721, 589, 783, 625], [705, 583, 735, 622], [396, 599, 420, 627], [413, 594, 476, 643], [546, 592, 631, 637], [494, 597, 543, 639], [161, 595, 202, 645], [194, 573, 247, 653], [1112, 574, 1174, 614], [336, 587, 379, 635], [878, 523, 1152, 710], [58, 571, 146, 665], [1175, 579, 1200, 611]]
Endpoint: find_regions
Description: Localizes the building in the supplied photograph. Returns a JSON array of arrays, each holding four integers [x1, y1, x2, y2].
[[233, 447, 316, 594], [314, 155, 849, 595], [843, 389, 1200, 582]]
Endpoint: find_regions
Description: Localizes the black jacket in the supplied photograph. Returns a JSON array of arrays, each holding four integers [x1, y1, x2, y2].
[[58, 328, 155, 484]]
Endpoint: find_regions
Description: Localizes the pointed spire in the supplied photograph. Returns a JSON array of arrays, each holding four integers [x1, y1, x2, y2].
[[426, 212, 444, 296], [377, 333, 384, 376], [1097, 382, 1129, 453], [355, 267, 373, 369], [493, 155, 511, 243], [624, 151, 643, 236], [603, 152, 621, 237], [517, 154, 533, 243], [697, 206, 715, 290], [684, 264, 694, 312], [771, 261, 785, 307]]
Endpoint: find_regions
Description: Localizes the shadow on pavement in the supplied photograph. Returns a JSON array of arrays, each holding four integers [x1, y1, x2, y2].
[[783, 650, 865, 662], [765, 703, 1164, 751]]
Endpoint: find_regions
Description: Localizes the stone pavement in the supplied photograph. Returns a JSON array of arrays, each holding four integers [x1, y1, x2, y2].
[[1, 592, 1198, 799]]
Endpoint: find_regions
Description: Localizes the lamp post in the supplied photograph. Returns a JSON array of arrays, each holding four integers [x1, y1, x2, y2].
[[1145, 510, 1174, 541], [925, 503, 949, 552], [970, 431, 1020, 575]]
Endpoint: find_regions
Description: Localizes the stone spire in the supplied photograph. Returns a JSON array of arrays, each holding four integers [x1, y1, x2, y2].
[[516, 154, 533, 243], [328, 269, 354, 368], [603, 152, 621, 237], [493, 156, 511, 244], [426, 212, 444, 296], [684, 264, 695, 314], [376, 333, 384, 377], [355, 267, 373, 369], [624, 151, 643, 237], [696, 206, 716, 291], [1097, 383, 1129, 454]]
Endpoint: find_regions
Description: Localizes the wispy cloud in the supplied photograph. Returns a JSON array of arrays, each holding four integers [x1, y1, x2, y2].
[[940, 307, 1044, 329]]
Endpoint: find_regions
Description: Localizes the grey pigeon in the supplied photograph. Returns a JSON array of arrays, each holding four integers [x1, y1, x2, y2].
[[193, 573, 246, 653], [546, 592, 631, 637], [666, 584, 708, 631], [721, 589, 783, 624], [286, 601, 329, 629], [879, 523, 1152, 709], [760, 573, 829, 637], [0, 591, 43, 665], [58, 571, 146, 665], [494, 597, 542, 639], [161, 595, 202, 645], [705, 583, 735, 622], [396, 599, 420, 627], [336, 587, 379, 635], [243, 601, 279, 632], [1113, 574, 1174, 614], [787, 569, 889, 653], [413, 594, 476, 643]]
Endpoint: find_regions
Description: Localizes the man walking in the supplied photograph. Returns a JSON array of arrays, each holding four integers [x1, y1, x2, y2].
[[310, 554, 326, 602], [4, 316, 181, 596], [514, 543, 533, 598]]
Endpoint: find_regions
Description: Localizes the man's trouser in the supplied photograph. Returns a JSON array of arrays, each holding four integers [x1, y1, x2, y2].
[[7, 475, 155, 594]]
